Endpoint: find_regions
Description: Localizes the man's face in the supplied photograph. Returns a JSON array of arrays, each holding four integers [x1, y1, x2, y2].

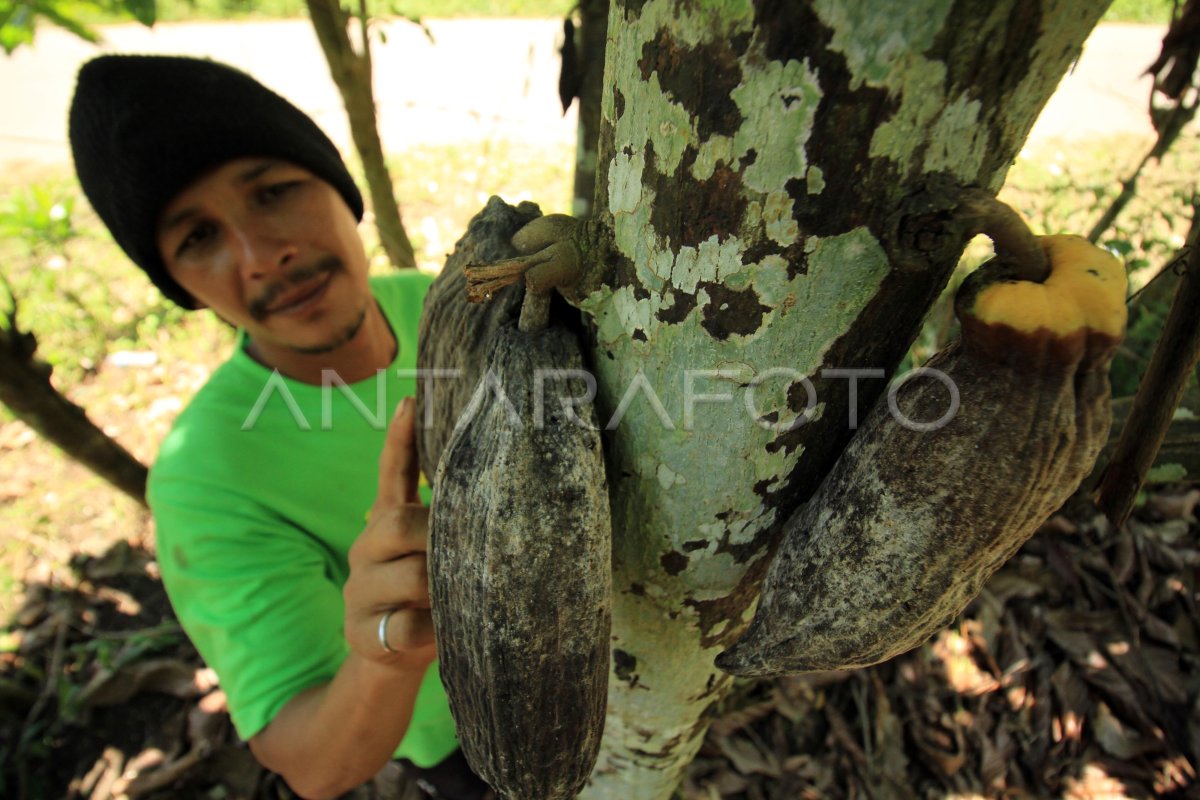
[[157, 157, 372, 358]]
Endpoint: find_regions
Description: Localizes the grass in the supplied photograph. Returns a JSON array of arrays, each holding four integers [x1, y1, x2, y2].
[[1105, 0, 1179, 23], [386, 140, 575, 268], [1004, 137, 1194, 280]]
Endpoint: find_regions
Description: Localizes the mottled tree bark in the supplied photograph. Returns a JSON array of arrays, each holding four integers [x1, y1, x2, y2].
[[306, 0, 416, 269], [566, 2, 1111, 797]]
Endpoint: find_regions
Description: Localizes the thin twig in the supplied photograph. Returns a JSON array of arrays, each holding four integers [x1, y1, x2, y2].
[[1090, 0, 1200, 243], [823, 701, 868, 767], [24, 612, 69, 726], [1125, 246, 1192, 307], [1097, 204, 1200, 527], [19, 611, 71, 800], [1088, 149, 1156, 245], [357, 0, 371, 64], [1087, 100, 1199, 243], [465, 260, 534, 281]]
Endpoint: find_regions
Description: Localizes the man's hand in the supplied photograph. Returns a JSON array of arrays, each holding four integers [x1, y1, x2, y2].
[[343, 397, 436, 670], [251, 397, 439, 797]]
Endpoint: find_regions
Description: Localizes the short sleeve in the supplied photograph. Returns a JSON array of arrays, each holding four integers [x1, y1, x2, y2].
[[152, 479, 347, 741], [147, 268, 461, 766]]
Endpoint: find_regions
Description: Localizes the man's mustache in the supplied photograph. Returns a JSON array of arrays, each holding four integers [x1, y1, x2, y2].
[[249, 255, 341, 321]]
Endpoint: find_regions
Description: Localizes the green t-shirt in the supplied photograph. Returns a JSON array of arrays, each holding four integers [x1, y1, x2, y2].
[[148, 270, 458, 767]]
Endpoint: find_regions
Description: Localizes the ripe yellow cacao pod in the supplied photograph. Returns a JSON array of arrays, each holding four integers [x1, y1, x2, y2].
[[718, 235, 1126, 675]]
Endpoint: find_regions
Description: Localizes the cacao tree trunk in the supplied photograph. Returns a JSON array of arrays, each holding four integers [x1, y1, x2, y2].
[[564, 2, 1111, 796], [305, 0, 417, 269]]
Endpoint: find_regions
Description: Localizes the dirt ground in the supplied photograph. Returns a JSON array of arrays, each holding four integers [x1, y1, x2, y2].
[[4, 486, 1197, 799]]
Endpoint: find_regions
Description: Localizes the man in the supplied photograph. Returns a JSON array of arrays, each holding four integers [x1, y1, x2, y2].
[[68, 55, 490, 800]]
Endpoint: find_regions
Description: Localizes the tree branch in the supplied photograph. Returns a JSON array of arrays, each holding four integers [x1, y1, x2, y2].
[[0, 331, 147, 506], [1096, 206, 1200, 526], [305, 0, 416, 269]]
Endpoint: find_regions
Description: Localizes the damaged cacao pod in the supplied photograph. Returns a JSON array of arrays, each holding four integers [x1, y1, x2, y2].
[[416, 196, 537, 476], [418, 198, 612, 799], [717, 234, 1126, 676]]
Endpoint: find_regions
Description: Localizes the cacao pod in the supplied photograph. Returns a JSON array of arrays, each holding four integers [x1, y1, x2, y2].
[[417, 197, 612, 799], [417, 197, 538, 476], [717, 234, 1126, 676]]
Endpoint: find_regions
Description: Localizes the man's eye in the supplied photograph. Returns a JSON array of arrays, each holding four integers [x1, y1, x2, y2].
[[176, 222, 216, 257], [260, 181, 302, 203]]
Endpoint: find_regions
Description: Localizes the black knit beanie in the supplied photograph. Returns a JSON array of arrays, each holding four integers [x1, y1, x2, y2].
[[68, 55, 364, 309]]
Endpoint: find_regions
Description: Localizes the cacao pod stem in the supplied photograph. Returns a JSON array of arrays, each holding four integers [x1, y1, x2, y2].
[[463, 214, 586, 331], [956, 188, 1049, 283]]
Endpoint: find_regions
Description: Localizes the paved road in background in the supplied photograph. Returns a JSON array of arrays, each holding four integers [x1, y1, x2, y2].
[[0, 20, 1170, 172], [0, 18, 577, 170]]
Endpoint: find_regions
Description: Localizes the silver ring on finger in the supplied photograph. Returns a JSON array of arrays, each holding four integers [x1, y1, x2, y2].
[[378, 609, 397, 653]]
